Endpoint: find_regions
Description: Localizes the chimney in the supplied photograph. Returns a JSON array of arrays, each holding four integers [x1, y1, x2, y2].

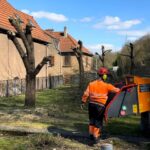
[[64, 26, 67, 37]]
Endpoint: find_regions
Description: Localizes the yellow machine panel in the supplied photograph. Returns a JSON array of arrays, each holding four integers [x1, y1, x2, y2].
[[134, 76, 150, 113]]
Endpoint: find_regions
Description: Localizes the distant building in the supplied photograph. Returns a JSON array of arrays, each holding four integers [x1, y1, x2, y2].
[[45, 27, 93, 78]]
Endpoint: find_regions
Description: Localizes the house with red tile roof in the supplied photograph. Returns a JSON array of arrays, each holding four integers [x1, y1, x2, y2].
[[0, 0, 93, 92], [45, 27, 93, 79], [0, 0, 51, 81]]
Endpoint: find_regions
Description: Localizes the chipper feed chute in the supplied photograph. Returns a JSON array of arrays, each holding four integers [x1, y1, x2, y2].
[[105, 84, 138, 120]]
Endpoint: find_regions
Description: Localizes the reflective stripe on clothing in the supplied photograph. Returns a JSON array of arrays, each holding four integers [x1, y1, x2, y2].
[[89, 92, 108, 104], [90, 92, 108, 99], [89, 101, 105, 107]]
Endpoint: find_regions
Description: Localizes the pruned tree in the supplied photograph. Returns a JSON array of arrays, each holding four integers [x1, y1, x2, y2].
[[120, 43, 135, 75], [119, 35, 150, 76], [95, 45, 112, 67], [72, 40, 84, 88], [7, 16, 51, 107]]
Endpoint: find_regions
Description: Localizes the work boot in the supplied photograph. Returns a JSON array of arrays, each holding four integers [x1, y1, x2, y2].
[[89, 134, 94, 140], [93, 137, 100, 144]]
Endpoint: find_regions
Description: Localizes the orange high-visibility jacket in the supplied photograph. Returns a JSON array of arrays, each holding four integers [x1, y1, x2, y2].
[[82, 79, 120, 105]]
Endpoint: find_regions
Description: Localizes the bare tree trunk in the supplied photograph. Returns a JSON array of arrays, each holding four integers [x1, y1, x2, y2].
[[78, 57, 85, 88], [25, 74, 36, 107], [73, 40, 85, 88]]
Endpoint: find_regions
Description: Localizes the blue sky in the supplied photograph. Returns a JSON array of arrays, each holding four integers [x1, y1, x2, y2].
[[8, 0, 150, 53]]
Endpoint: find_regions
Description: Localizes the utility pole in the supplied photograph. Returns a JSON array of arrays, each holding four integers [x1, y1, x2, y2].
[[95, 45, 112, 67]]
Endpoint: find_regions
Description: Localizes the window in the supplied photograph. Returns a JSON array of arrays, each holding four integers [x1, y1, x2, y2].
[[48, 56, 54, 67], [63, 55, 71, 67]]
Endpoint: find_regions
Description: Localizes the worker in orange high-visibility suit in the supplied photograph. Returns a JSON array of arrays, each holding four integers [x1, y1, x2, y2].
[[81, 67, 120, 144]]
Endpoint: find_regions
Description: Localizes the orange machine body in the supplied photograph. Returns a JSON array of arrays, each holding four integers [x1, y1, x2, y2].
[[126, 76, 150, 113]]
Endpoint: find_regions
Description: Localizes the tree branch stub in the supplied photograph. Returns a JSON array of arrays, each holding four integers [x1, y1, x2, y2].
[[8, 16, 32, 55], [34, 56, 51, 75]]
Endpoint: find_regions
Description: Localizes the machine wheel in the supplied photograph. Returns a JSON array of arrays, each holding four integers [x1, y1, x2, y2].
[[140, 111, 150, 137]]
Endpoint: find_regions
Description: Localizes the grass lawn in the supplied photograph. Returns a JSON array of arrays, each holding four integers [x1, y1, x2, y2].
[[0, 86, 149, 150]]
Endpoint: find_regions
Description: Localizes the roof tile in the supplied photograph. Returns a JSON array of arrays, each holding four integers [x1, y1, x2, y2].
[[0, 0, 49, 43], [45, 30, 93, 55]]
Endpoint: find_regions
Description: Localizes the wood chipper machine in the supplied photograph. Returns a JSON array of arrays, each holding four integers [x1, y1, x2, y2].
[[105, 75, 150, 135]]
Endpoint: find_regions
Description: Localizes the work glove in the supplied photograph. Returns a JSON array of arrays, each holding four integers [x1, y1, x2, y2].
[[80, 102, 85, 110]]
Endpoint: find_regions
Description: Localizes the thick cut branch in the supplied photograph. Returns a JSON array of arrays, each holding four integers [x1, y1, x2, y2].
[[9, 17, 31, 55], [25, 23, 34, 52], [25, 23, 35, 67], [34, 56, 51, 75], [78, 40, 83, 50], [72, 48, 80, 58], [120, 54, 131, 58], [7, 31, 29, 70], [99, 55, 103, 62]]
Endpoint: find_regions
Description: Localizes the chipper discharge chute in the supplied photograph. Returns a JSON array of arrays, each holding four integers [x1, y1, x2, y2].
[[105, 76, 150, 134]]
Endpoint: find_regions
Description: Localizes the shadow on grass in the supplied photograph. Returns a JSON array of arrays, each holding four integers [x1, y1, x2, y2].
[[104, 116, 150, 148], [105, 117, 142, 136], [47, 124, 93, 146], [47, 117, 149, 148]]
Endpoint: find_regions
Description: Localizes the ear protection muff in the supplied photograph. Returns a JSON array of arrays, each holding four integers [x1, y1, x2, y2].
[[102, 74, 107, 81]]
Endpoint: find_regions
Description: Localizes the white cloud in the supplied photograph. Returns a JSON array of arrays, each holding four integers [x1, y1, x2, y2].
[[86, 43, 120, 53], [118, 30, 148, 37], [118, 30, 150, 42], [93, 16, 141, 30], [80, 17, 92, 22], [21, 10, 68, 22], [31, 11, 68, 22], [103, 16, 120, 25], [126, 37, 138, 41], [21, 9, 30, 14]]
